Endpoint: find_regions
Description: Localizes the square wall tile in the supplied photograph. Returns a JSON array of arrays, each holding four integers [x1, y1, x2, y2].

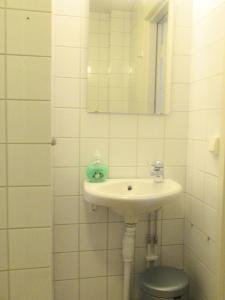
[[54, 138, 79, 167], [7, 0, 51, 11], [80, 223, 107, 250], [165, 167, 186, 191], [188, 111, 207, 140], [7, 10, 50, 56], [173, 55, 190, 83], [162, 219, 184, 245], [165, 140, 187, 166], [135, 247, 146, 274], [174, 0, 192, 26], [0, 144, 6, 186], [0, 188, 7, 228], [8, 187, 51, 228], [80, 138, 108, 166], [135, 221, 149, 247], [108, 249, 123, 276], [8, 144, 51, 186], [0, 9, 5, 53], [54, 196, 79, 225], [7, 56, 50, 100], [171, 84, 189, 112], [109, 139, 137, 166], [54, 225, 79, 253], [174, 27, 191, 55], [162, 195, 184, 220], [80, 250, 107, 278], [9, 228, 51, 269], [0, 230, 8, 270], [0, 0, 4, 7], [54, 108, 79, 137], [108, 276, 123, 300], [81, 17, 88, 47], [138, 116, 165, 139], [80, 196, 107, 223], [109, 114, 137, 138], [10, 268, 52, 300], [82, 84, 92, 110], [81, 47, 88, 78], [108, 223, 124, 249], [0, 271, 8, 300], [165, 112, 188, 139], [204, 174, 218, 209], [54, 252, 79, 280], [7, 101, 51, 143], [53, 47, 80, 78], [54, 280, 79, 300], [0, 100, 6, 142], [137, 139, 164, 166], [161, 245, 183, 269], [80, 277, 107, 300], [109, 166, 136, 179], [53, 0, 82, 16], [53, 77, 80, 108], [0, 55, 5, 99], [53, 167, 79, 196], [53, 15, 80, 47], [80, 110, 109, 137]]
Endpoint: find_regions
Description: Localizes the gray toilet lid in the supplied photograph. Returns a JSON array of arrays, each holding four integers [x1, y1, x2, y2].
[[139, 266, 189, 298]]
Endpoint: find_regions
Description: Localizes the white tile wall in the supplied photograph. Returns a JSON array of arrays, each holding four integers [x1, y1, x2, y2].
[[7, 101, 51, 143], [0, 55, 5, 99], [7, 10, 51, 56], [52, 0, 193, 299], [10, 268, 52, 300], [55, 279, 79, 300], [9, 228, 51, 269], [0, 1, 52, 299], [184, 0, 225, 299], [7, 0, 51, 11], [54, 252, 79, 280], [7, 56, 51, 100], [8, 144, 51, 186], [8, 187, 51, 228], [0, 9, 5, 53], [0, 271, 8, 300], [80, 277, 107, 300]]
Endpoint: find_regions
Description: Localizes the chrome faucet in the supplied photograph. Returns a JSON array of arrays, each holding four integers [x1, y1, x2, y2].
[[151, 160, 164, 183]]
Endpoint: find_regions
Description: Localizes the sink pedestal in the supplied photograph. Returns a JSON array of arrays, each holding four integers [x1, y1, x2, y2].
[[122, 224, 136, 300]]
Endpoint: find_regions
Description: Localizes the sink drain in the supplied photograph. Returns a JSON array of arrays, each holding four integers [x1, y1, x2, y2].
[[127, 185, 132, 191]]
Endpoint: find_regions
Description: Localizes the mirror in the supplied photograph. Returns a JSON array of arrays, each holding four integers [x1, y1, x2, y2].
[[87, 0, 173, 114]]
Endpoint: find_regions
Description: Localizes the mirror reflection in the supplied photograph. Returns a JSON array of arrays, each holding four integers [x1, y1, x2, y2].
[[87, 0, 171, 114]]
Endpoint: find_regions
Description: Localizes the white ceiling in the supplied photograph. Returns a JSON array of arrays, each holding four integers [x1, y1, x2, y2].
[[90, 0, 137, 12]]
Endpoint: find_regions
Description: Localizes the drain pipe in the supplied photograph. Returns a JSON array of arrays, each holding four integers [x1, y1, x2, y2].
[[122, 223, 136, 300], [145, 210, 159, 267]]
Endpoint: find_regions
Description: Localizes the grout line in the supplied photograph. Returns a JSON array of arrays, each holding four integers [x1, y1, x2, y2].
[[5, 7, 51, 13], [4, 53, 51, 58], [6, 266, 51, 272], [6, 98, 51, 101]]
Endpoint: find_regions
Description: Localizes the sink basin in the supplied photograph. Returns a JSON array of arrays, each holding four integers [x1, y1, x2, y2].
[[84, 178, 182, 223]]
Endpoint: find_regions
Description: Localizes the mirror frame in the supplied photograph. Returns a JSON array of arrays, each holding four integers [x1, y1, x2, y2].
[[145, 0, 174, 115]]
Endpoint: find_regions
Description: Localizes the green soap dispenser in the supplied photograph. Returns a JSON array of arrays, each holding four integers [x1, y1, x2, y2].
[[86, 150, 109, 183]]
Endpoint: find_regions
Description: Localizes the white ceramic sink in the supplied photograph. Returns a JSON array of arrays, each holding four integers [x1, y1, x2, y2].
[[84, 178, 182, 223]]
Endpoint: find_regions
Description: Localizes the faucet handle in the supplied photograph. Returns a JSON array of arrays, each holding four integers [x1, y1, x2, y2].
[[151, 160, 164, 168]]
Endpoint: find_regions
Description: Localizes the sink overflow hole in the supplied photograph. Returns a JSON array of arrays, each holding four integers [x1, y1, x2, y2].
[[127, 185, 132, 191]]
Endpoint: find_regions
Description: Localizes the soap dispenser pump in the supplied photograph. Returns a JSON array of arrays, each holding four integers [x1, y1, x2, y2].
[[86, 150, 109, 183]]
